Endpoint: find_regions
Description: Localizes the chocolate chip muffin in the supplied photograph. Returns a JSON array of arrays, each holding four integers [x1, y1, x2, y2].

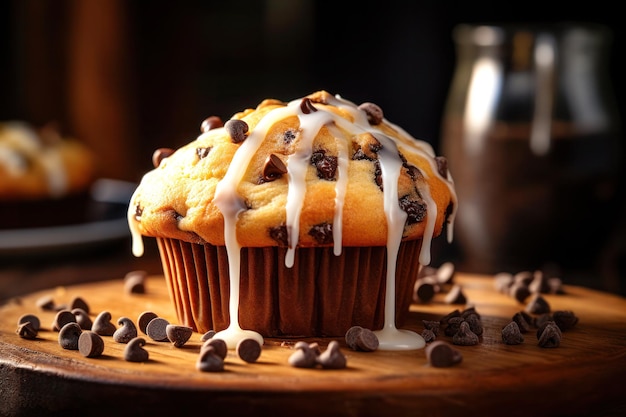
[[128, 91, 456, 345], [0, 122, 96, 229]]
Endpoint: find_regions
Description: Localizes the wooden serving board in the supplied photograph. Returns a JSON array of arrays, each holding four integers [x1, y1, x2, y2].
[[1, 274, 625, 417]]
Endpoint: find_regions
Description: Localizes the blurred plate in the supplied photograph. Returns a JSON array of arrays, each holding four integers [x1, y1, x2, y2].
[[0, 179, 136, 257]]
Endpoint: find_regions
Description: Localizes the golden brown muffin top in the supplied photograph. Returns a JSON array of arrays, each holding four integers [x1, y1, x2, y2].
[[128, 91, 456, 261]]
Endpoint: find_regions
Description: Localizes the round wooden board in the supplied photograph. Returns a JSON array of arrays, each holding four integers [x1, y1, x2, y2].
[[1, 273, 625, 417]]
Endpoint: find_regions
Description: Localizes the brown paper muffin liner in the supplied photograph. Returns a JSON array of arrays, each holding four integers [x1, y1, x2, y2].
[[156, 237, 422, 338]]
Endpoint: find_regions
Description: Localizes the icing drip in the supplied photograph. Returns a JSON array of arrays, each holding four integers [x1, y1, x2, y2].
[[328, 124, 349, 256]]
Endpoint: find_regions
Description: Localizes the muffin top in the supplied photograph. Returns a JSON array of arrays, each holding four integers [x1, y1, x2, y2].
[[0, 122, 95, 200], [128, 91, 456, 261]]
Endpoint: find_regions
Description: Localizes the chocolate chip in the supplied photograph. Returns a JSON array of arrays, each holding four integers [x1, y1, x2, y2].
[[146, 317, 170, 342], [283, 129, 296, 144], [196, 147, 212, 159], [300, 98, 318, 114], [201, 337, 227, 359], [552, 310, 579, 331], [514, 271, 534, 286], [79, 331, 105, 358], [509, 282, 531, 303], [434, 156, 448, 178], [345, 326, 363, 350], [166, 324, 193, 348], [124, 270, 147, 294], [200, 116, 223, 132], [525, 293, 551, 315], [224, 119, 249, 143], [436, 262, 456, 285], [137, 311, 158, 334], [529, 270, 551, 294], [452, 321, 479, 346], [269, 225, 289, 246], [134, 203, 143, 221], [534, 313, 553, 329], [124, 337, 149, 362], [237, 338, 262, 363], [444, 284, 467, 305], [114, 317, 138, 344], [308, 222, 333, 245], [464, 313, 483, 336], [494, 272, 514, 294], [36, 295, 56, 311], [537, 321, 562, 348], [358, 102, 384, 125], [196, 346, 224, 372], [200, 330, 216, 342], [72, 308, 92, 330], [261, 154, 288, 182], [17, 314, 40, 332], [16, 322, 38, 339], [502, 321, 524, 345], [547, 277, 565, 294], [310, 150, 337, 181], [422, 320, 440, 336], [511, 311, 531, 333], [70, 296, 90, 315], [398, 195, 426, 224], [52, 310, 77, 332], [425, 340, 463, 367], [355, 328, 379, 352], [58, 322, 82, 350], [288, 341, 318, 368], [92, 311, 117, 336], [441, 309, 461, 324], [152, 148, 175, 168], [317, 341, 347, 369], [421, 329, 437, 343], [413, 277, 439, 303]]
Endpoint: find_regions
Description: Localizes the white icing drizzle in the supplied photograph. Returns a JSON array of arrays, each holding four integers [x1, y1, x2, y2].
[[128, 93, 456, 351], [0, 122, 69, 197]]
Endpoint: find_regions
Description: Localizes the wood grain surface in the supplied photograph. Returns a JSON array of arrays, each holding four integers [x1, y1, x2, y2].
[[1, 273, 625, 417]]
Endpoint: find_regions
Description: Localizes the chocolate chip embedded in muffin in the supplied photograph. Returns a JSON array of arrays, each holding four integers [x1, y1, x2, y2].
[[224, 119, 249, 143], [196, 147, 212, 160], [300, 97, 318, 114], [310, 149, 337, 181], [308, 222, 333, 245], [269, 225, 289, 246], [435, 156, 448, 178], [261, 154, 288, 183], [152, 148, 175, 168], [358, 102, 384, 125], [200, 116, 223, 133], [398, 195, 427, 224], [283, 129, 296, 144], [352, 133, 381, 161]]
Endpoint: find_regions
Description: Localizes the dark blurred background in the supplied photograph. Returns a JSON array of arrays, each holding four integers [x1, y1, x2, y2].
[[1, 0, 624, 293]]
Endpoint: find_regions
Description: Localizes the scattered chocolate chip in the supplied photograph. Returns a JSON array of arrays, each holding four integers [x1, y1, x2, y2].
[[92, 311, 117, 336], [509, 282, 531, 303], [124, 337, 149, 362], [444, 284, 467, 305], [317, 341, 347, 369], [502, 321, 524, 345], [422, 320, 440, 336], [201, 337, 227, 360], [345, 326, 363, 350], [36, 295, 56, 311], [537, 321, 562, 348], [124, 270, 147, 294], [152, 148, 175, 168], [58, 322, 82, 350], [514, 271, 534, 287], [310, 150, 337, 180], [137, 311, 158, 334], [441, 309, 462, 324], [300, 98, 318, 114], [224, 119, 249, 143], [17, 314, 40, 331], [358, 102, 384, 125], [547, 277, 565, 294], [421, 329, 437, 343], [199, 330, 215, 342], [196, 346, 224, 372], [52, 310, 77, 332], [494, 272, 514, 294], [444, 316, 464, 337], [398, 195, 427, 224], [529, 270, 551, 294], [534, 313, 554, 329], [511, 311, 531, 333], [237, 338, 262, 363], [261, 154, 288, 182], [413, 277, 439, 303], [72, 308, 92, 330], [16, 321, 38, 339], [464, 313, 483, 336], [196, 147, 212, 159], [355, 328, 379, 352], [525, 293, 551, 315], [425, 340, 463, 367], [436, 262, 456, 285], [114, 317, 138, 344], [461, 306, 481, 320], [288, 341, 318, 368], [308, 222, 333, 244], [552, 310, 579, 331], [146, 317, 170, 342], [452, 321, 479, 346], [69, 296, 90, 315], [434, 156, 448, 178], [200, 116, 223, 132], [166, 324, 193, 348], [78, 331, 105, 358]]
